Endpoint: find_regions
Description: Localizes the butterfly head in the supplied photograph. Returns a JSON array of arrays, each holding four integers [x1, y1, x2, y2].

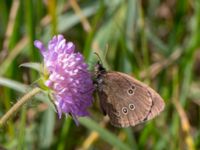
[[93, 52, 107, 88], [93, 61, 107, 88], [94, 61, 106, 75]]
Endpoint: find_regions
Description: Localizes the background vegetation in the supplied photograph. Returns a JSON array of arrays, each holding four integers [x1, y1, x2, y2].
[[0, 0, 200, 149]]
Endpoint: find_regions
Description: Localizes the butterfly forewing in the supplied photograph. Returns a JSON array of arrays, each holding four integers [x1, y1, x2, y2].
[[97, 71, 162, 127]]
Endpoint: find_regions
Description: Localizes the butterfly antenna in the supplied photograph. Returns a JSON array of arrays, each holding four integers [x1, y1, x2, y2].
[[104, 44, 109, 59], [94, 52, 103, 64]]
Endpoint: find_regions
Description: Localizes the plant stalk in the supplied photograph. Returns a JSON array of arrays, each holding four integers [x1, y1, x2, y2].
[[0, 87, 42, 126]]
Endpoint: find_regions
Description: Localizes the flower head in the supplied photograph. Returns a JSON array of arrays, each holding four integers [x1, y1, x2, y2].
[[34, 35, 94, 122]]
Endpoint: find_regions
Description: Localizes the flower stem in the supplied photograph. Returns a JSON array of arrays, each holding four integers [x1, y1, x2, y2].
[[0, 87, 42, 126]]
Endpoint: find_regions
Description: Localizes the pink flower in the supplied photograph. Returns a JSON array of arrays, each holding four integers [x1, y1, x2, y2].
[[34, 35, 94, 122]]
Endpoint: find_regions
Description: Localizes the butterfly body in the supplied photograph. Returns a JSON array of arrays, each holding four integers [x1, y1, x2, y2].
[[94, 62, 165, 127]]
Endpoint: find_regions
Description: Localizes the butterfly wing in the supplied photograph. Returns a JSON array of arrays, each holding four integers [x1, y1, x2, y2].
[[117, 72, 165, 121], [98, 71, 165, 127]]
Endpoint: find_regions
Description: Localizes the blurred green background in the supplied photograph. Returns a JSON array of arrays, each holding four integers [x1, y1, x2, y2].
[[0, 0, 200, 150]]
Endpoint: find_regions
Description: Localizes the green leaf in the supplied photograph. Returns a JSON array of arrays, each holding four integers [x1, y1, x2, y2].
[[79, 118, 132, 150], [39, 108, 55, 149], [0, 77, 55, 110], [19, 62, 42, 73]]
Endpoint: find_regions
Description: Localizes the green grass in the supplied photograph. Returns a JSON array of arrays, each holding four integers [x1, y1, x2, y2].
[[0, 0, 200, 149]]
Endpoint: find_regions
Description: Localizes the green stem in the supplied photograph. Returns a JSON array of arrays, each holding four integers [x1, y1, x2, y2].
[[0, 87, 42, 126]]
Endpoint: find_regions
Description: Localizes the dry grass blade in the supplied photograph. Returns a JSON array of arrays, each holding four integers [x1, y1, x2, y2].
[[0, 0, 19, 63], [78, 116, 109, 150], [0, 36, 28, 76], [70, 0, 91, 32], [140, 49, 182, 79], [173, 99, 196, 150]]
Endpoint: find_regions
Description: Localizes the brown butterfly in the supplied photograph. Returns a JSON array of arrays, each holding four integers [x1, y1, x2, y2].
[[93, 61, 165, 127]]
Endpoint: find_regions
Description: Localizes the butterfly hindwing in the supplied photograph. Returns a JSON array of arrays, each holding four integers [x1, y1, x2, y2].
[[97, 72, 165, 127]]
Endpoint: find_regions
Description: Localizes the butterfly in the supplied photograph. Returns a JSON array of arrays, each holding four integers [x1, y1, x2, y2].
[[93, 61, 165, 127]]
